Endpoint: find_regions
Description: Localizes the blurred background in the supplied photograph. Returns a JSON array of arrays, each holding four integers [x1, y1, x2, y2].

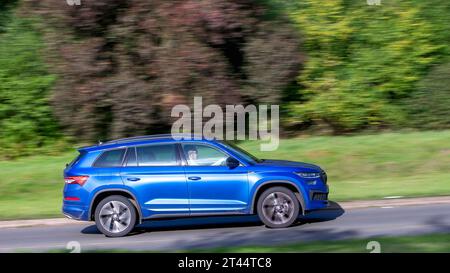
[[0, 0, 449, 222]]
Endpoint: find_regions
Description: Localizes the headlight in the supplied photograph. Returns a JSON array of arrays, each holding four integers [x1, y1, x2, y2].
[[294, 172, 321, 179]]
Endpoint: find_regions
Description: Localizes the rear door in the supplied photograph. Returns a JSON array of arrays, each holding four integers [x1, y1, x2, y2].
[[120, 143, 189, 219]]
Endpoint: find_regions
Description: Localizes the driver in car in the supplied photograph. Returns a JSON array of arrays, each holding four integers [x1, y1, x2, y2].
[[186, 146, 199, 165], [185, 145, 227, 166]]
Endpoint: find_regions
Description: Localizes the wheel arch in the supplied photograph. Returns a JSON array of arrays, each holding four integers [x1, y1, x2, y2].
[[89, 189, 142, 223], [250, 180, 306, 215]]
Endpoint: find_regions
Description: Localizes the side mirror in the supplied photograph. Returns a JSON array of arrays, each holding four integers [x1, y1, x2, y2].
[[226, 157, 240, 169]]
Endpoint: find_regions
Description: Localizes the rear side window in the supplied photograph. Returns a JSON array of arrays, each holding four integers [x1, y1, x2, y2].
[[136, 144, 178, 166], [93, 149, 126, 167], [68, 151, 86, 168]]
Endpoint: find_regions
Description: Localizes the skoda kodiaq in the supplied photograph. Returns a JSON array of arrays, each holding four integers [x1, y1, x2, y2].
[[63, 134, 329, 237]]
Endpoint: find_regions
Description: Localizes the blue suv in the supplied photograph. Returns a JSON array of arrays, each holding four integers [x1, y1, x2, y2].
[[63, 134, 329, 237]]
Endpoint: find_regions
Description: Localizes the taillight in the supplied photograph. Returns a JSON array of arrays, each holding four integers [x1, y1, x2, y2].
[[64, 176, 89, 186], [64, 197, 80, 201]]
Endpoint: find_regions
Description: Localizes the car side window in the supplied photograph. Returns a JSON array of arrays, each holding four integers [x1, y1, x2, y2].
[[93, 148, 126, 167], [136, 144, 178, 166], [124, 147, 137, 167], [182, 144, 229, 166]]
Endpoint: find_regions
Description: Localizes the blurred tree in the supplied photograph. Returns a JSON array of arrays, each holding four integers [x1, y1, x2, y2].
[[242, 22, 301, 104], [406, 62, 450, 130], [413, 0, 450, 58], [286, 0, 440, 133], [0, 16, 61, 158], [27, 0, 301, 141], [0, 0, 17, 32]]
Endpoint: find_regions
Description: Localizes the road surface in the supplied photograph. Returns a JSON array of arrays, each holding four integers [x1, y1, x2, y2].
[[1, 202, 450, 252]]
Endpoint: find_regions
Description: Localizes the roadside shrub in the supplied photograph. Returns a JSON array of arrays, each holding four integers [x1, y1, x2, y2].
[[27, 0, 301, 142], [0, 15, 65, 159], [405, 62, 450, 130], [286, 0, 440, 133]]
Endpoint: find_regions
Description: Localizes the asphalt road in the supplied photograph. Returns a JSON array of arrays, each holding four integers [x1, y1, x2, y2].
[[1, 202, 450, 252]]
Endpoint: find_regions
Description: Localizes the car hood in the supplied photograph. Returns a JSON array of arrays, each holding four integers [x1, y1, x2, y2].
[[255, 159, 322, 172]]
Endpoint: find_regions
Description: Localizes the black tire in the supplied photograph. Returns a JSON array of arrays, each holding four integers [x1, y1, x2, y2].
[[256, 186, 300, 228], [94, 195, 137, 237]]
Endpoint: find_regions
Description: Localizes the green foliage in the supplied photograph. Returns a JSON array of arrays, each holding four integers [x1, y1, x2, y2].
[[0, 0, 17, 33], [0, 15, 65, 158], [413, 0, 450, 58], [0, 0, 449, 162], [287, 0, 442, 132], [29, 0, 301, 142], [406, 62, 450, 129]]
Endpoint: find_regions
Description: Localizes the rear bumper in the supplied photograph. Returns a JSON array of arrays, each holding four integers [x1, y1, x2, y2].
[[62, 203, 89, 221], [62, 182, 91, 221]]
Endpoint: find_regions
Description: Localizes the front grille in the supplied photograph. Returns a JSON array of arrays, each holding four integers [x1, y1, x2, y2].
[[320, 171, 327, 184], [312, 192, 328, 201]]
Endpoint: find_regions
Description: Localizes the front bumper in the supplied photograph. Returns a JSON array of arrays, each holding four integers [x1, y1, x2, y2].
[[310, 191, 329, 201], [303, 182, 329, 210]]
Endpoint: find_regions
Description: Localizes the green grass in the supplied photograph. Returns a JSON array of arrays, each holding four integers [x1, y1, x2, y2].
[[48, 233, 450, 253], [0, 153, 75, 220], [185, 233, 450, 253], [0, 130, 449, 220], [241, 130, 450, 201]]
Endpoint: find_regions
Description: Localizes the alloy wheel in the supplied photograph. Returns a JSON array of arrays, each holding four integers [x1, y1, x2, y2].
[[261, 192, 295, 225], [99, 200, 132, 234]]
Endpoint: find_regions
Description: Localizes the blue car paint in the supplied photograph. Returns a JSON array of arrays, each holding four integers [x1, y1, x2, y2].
[[62, 136, 329, 222], [121, 165, 189, 218]]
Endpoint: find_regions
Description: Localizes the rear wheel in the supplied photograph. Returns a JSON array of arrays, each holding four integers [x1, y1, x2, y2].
[[95, 195, 137, 237], [257, 187, 300, 228]]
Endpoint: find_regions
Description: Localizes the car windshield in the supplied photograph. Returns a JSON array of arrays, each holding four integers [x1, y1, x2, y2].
[[219, 141, 262, 164]]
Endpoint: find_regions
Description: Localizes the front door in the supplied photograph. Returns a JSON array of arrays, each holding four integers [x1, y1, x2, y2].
[[180, 143, 249, 215]]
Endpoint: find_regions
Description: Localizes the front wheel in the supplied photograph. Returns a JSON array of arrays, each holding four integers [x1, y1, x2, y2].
[[257, 187, 300, 228], [95, 195, 137, 237]]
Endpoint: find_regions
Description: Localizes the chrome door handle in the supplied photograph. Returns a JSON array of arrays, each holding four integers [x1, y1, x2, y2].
[[188, 176, 201, 181], [127, 177, 141, 182]]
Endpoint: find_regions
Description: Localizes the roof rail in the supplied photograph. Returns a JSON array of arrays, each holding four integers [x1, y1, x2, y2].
[[77, 133, 211, 150], [102, 133, 203, 145]]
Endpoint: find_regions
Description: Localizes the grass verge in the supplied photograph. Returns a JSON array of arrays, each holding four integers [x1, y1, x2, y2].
[[1, 130, 449, 220], [185, 233, 450, 253], [48, 233, 450, 253]]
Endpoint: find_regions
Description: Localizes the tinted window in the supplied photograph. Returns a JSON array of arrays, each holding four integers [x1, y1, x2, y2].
[[136, 144, 178, 166], [93, 149, 126, 167], [68, 151, 86, 168], [182, 144, 229, 166], [219, 141, 261, 163], [124, 147, 137, 167]]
